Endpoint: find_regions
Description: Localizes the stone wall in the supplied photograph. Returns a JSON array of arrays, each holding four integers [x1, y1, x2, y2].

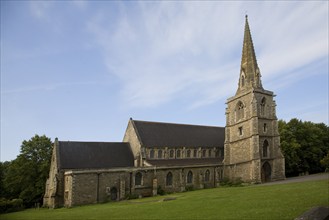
[[63, 164, 222, 207], [123, 120, 142, 166]]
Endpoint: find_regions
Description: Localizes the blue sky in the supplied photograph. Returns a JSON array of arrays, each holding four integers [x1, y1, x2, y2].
[[1, 1, 328, 162]]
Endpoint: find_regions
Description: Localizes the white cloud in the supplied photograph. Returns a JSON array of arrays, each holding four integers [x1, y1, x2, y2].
[[86, 1, 328, 109]]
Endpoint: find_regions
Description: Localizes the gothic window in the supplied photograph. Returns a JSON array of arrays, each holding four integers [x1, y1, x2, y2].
[[158, 150, 163, 159], [193, 149, 197, 158], [135, 172, 142, 186], [169, 150, 174, 158], [187, 150, 191, 158], [205, 170, 210, 182], [263, 140, 269, 158], [235, 101, 245, 121], [208, 149, 212, 157], [202, 149, 207, 158], [187, 171, 193, 184], [263, 123, 267, 133], [166, 172, 173, 186], [150, 150, 155, 159], [176, 150, 181, 158], [260, 97, 266, 116], [241, 75, 245, 87]]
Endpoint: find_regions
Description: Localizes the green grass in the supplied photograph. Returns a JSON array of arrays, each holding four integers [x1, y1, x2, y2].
[[1, 180, 328, 220]]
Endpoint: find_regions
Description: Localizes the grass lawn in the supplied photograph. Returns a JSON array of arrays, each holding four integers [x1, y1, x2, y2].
[[1, 179, 328, 220]]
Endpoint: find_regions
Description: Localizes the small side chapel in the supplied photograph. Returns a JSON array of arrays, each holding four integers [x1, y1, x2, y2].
[[43, 16, 285, 208]]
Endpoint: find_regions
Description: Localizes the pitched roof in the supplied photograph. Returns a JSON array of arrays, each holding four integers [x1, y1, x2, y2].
[[132, 119, 225, 147], [147, 158, 222, 167], [57, 141, 134, 169]]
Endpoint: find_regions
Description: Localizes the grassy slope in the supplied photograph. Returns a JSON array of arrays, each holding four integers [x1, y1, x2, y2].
[[2, 180, 328, 220]]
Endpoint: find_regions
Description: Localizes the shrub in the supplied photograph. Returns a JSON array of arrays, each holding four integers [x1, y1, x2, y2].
[[125, 193, 139, 200], [185, 185, 194, 191], [0, 198, 24, 213], [157, 186, 166, 195], [220, 177, 244, 187]]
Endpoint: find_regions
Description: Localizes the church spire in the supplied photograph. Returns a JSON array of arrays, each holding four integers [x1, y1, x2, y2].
[[237, 15, 262, 93]]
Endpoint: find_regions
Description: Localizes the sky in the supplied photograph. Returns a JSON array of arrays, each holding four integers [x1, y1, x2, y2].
[[1, 1, 328, 162]]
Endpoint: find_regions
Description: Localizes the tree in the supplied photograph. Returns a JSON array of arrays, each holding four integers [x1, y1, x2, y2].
[[3, 135, 53, 207], [279, 119, 329, 177]]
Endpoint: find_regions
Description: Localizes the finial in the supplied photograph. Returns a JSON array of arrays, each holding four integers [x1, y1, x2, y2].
[[245, 13, 248, 20]]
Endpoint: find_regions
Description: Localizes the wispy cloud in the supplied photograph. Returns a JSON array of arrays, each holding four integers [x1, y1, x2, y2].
[[86, 1, 328, 109], [1, 81, 105, 95]]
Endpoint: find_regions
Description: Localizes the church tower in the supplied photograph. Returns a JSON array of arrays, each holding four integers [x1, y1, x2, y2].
[[223, 16, 285, 183]]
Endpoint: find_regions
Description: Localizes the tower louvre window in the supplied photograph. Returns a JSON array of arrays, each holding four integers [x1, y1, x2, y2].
[[263, 140, 269, 158], [261, 97, 266, 116], [235, 101, 245, 121]]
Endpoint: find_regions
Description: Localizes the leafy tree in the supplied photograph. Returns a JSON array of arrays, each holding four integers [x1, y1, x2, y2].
[[3, 135, 53, 207], [279, 119, 329, 177], [320, 152, 329, 171]]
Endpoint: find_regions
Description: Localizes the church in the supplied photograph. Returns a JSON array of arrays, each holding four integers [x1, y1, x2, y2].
[[43, 16, 285, 208]]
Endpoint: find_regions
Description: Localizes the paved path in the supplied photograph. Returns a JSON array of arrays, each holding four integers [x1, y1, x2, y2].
[[263, 173, 328, 186]]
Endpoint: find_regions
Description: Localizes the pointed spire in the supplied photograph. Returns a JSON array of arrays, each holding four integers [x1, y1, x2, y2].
[[237, 15, 262, 93]]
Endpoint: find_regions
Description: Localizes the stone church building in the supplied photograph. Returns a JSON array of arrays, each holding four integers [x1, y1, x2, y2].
[[43, 16, 285, 208]]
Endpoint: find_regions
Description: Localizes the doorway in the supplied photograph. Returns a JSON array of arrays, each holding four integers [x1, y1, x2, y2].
[[110, 187, 118, 201], [261, 162, 271, 183]]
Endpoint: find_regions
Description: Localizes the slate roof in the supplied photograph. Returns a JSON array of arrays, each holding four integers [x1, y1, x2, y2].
[[57, 141, 134, 169], [132, 120, 225, 147], [147, 158, 222, 167]]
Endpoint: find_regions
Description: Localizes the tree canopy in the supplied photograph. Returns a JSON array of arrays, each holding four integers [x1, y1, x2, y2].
[[279, 119, 329, 177], [1, 135, 53, 207]]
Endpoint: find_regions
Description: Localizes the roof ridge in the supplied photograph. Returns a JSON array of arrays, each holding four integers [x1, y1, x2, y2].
[[58, 141, 130, 144], [132, 119, 224, 129]]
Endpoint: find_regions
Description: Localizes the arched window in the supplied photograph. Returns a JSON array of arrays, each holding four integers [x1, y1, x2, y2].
[[241, 75, 245, 87], [187, 150, 191, 158], [187, 171, 193, 184], [208, 149, 212, 157], [260, 97, 266, 116], [176, 150, 181, 158], [202, 149, 207, 158], [166, 172, 173, 186], [263, 140, 269, 158], [158, 150, 162, 159], [205, 170, 210, 182], [135, 172, 142, 186], [169, 150, 174, 158], [150, 150, 155, 159], [193, 149, 197, 158], [235, 101, 245, 121]]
